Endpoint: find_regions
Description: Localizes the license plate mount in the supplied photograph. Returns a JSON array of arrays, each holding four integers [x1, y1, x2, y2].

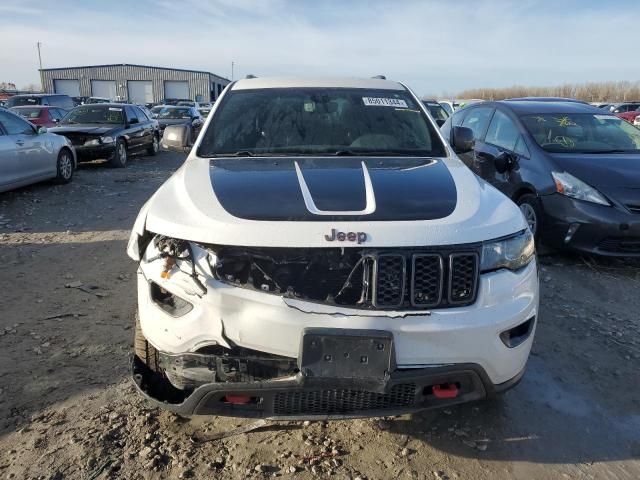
[[299, 328, 394, 380]]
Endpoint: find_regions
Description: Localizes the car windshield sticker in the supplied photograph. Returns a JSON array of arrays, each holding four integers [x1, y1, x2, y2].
[[109, 108, 122, 111], [362, 97, 408, 108]]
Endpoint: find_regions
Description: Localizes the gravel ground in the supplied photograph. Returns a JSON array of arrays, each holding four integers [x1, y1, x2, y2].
[[0, 151, 639, 480]]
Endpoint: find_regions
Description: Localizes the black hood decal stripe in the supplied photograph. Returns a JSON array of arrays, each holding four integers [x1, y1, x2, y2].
[[210, 157, 457, 222]]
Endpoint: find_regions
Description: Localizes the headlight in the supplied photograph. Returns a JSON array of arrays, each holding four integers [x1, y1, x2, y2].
[[551, 171, 610, 206], [101, 136, 115, 144], [481, 230, 535, 272], [84, 138, 100, 146]]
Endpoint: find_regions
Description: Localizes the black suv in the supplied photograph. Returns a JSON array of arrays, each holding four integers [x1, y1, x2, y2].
[[6, 93, 75, 110], [441, 99, 640, 256]]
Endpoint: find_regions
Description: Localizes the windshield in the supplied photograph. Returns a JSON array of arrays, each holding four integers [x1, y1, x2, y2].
[[150, 106, 164, 113], [62, 106, 124, 124], [177, 101, 195, 107], [423, 102, 449, 121], [6, 96, 42, 107], [158, 107, 191, 119], [13, 107, 41, 119], [521, 113, 640, 153], [198, 88, 446, 157]]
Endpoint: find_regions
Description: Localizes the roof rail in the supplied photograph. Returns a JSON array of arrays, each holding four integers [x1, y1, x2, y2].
[[371, 75, 386, 80], [245, 74, 257, 79]]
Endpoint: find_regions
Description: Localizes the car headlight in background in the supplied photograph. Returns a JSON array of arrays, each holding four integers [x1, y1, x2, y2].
[[83, 136, 115, 146], [551, 171, 610, 206], [481, 230, 535, 272]]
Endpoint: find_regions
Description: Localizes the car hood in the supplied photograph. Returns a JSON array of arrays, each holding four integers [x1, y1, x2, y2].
[[133, 154, 526, 248], [48, 124, 119, 136], [549, 153, 640, 188], [158, 118, 189, 127]]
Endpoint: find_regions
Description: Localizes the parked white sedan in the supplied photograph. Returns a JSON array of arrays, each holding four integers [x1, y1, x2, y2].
[[0, 107, 76, 193]]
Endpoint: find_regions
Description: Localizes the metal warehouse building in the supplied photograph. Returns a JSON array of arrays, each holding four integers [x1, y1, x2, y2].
[[40, 64, 230, 104]]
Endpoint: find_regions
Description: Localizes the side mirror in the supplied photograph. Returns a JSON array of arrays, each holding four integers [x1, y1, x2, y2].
[[161, 124, 192, 153], [37, 126, 47, 134], [451, 126, 474, 154], [129, 118, 139, 125], [494, 152, 516, 174], [435, 119, 446, 127]]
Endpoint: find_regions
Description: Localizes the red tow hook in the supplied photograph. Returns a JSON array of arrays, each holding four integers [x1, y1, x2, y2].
[[432, 383, 459, 399], [223, 395, 252, 405]]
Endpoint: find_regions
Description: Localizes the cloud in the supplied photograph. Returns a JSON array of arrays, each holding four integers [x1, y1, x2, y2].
[[1, 0, 639, 95]]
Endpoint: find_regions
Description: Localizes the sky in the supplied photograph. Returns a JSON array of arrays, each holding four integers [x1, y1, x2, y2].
[[1, 0, 639, 96]]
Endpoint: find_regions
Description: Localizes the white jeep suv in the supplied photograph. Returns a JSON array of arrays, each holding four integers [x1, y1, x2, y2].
[[127, 76, 538, 419]]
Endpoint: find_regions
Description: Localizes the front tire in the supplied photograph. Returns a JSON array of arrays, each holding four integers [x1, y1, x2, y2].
[[109, 139, 128, 168], [54, 149, 74, 184], [517, 194, 543, 240], [146, 134, 159, 156], [134, 313, 160, 373]]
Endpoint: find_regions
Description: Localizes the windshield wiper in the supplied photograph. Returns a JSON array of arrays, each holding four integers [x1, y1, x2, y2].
[[578, 149, 632, 154], [333, 150, 428, 157]]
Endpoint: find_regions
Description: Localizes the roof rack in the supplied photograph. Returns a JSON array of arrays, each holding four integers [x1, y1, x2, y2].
[[371, 75, 386, 80]]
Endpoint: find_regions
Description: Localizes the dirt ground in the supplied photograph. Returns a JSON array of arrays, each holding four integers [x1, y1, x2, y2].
[[0, 151, 639, 480]]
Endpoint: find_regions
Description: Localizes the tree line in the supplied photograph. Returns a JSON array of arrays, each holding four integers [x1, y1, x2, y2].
[[456, 81, 640, 102]]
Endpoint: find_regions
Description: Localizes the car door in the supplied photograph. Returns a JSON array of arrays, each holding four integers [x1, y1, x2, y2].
[[457, 106, 495, 169], [0, 110, 52, 181], [0, 125, 21, 190], [124, 106, 143, 150], [474, 108, 525, 198], [134, 106, 153, 148]]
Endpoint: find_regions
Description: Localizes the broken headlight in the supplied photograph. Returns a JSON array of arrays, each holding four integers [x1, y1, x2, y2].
[[481, 230, 535, 273]]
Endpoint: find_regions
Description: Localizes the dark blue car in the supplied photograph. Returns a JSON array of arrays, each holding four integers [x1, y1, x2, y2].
[[441, 99, 640, 256]]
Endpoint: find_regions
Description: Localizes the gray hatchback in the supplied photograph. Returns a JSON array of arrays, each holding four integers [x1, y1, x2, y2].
[[0, 108, 76, 193]]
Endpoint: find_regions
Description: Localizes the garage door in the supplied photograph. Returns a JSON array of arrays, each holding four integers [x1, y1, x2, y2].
[[53, 79, 80, 96], [164, 81, 189, 100], [128, 81, 153, 104], [91, 80, 117, 100]]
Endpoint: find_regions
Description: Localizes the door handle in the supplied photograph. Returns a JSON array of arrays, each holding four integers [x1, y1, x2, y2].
[[15, 140, 24, 146]]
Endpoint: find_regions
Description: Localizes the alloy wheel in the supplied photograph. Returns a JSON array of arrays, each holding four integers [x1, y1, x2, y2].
[[519, 203, 537, 235]]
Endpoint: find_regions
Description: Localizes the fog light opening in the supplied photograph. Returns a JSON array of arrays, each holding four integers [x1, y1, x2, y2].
[[221, 395, 261, 405], [564, 223, 580, 244], [150, 281, 194, 317], [500, 316, 535, 348]]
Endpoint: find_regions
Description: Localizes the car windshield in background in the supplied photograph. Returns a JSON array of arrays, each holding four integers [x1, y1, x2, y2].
[[63, 106, 124, 124], [198, 88, 446, 157], [423, 102, 449, 121], [6, 97, 41, 107], [13, 108, 41, 119], [158, 107, 191, 119], [177, 102, 195, 107], [521, 113, 640, 153]]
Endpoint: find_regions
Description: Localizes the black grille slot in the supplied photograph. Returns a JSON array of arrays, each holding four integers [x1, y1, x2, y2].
[[448, 253, 479, 305], [273, 384, 416, 415], [411, 254, 443, 307], [599, 237, 640, 254], [374, 255, 405, 307]]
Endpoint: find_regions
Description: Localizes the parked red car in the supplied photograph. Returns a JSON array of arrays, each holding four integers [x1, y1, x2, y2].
[[10, 106, 69, 128], [616, 107, 640, 124]]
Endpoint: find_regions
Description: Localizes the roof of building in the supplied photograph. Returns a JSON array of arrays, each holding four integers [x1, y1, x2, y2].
[[40, 63, 230, 82], [231, 76, 404, 91]]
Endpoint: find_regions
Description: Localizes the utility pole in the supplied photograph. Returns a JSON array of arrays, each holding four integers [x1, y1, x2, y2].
[[37, 42, 43, 91], [231, 61, 234, 81]]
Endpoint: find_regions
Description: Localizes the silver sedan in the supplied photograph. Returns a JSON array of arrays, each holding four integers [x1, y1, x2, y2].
[[0, 107, 76, 193]]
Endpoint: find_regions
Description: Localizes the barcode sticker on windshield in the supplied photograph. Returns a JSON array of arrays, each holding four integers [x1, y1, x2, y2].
[[362, 97, 408, 108]]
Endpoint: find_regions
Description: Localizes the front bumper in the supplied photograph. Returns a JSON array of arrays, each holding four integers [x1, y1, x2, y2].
[[131, 354, 527, 419], [73, 143, 117, 162], [540, 193, 640, 256]]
